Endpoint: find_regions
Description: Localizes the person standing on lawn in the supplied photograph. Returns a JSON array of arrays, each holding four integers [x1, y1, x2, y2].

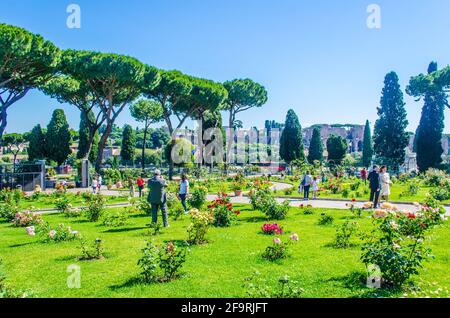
[[128, 176, 135, 198], [137, 176, 145, 198], [368, 165, 381, 208], [178, 173, 190, 213], [303, 171, 313, 201], [379, 165, 392, 202], [147, 169, 169, 227]]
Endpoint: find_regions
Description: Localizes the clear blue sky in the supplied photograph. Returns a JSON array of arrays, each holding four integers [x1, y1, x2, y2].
[[2, 0, 450, 133]]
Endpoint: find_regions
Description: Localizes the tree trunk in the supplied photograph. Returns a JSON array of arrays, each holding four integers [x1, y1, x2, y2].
[[141, 122, 148, 172], [0, 108, 8, 147], [95, 122, 112, 172]]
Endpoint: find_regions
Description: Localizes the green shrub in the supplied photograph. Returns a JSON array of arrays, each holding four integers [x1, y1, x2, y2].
[[261, 199, 290, 220], [138, 240, 188, 283], [101, 209, 129, 227], [79, 238, 104, 260], [83, 194, 106, 222], [187, 186, 208, 209], [243, 273, 304, 298], [334, 221, 359, 248], [318, 213, 334, 226]]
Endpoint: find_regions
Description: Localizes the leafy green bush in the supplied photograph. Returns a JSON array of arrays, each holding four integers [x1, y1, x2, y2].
[[318, 213, 334, 226], [83, 194, 106, 222], [79, 238, 104, 260], [361, 202, 444, 287], [187, 186, 208, 209], [244, 273, 304, 298], [138, 240, 188, 283], [423, 168, 447, 186], [101, 209, 129, 227], [187, 209, 213, 245], [262, 199, 290, 220], [0, 203, 19, 222], [262, 235, 298, 261], [334, 221, 359, 248]]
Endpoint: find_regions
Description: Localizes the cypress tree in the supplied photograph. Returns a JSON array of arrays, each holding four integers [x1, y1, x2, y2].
[[120, 124, 136, 165], [279, 109, 305, 168], [362, 120, 374, 168], [27, 124, 46, 161], [326, 135, 348, 165], [373, 72, 409, 172], [307, 127, 323, 164], [46, 109, 72, 165], [415, 62, 445, 172]]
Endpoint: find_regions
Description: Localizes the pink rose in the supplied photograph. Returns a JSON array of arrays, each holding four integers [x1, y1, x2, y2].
[[290, 233, 299, 241], [273, 237, 282, 244], [49, 230, 57, 239]]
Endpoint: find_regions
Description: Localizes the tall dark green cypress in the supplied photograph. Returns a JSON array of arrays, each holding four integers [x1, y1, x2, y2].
[[415, 62, 445, 172], [27, 124, 46, 161], [362, 120, 373, 168], [307, 127, 323, 164], [374, 72, 409, 172], [120, 124, 136, 165], [279, 109, 305, 168], [46, 109, 72, 165]]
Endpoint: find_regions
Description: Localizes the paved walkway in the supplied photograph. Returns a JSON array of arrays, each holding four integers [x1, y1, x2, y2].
[[33, 181, 450, 216]]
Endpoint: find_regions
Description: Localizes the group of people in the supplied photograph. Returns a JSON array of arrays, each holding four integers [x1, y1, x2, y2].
[[368, 165, 392, 208], [298, 171, 325, 201], [146, 170, 190, 228], [91, 175, 103, 194]]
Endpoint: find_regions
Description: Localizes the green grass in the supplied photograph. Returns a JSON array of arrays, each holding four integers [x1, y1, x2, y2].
[[274, 181, 450, 204], [0, 205, 448, 298], [16, 193, 130, 210]]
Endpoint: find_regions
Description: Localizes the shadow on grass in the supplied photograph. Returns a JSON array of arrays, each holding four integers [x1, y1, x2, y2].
[[109, 276, 145, 291], [9, 241, 37, 248], [325, 271, 403, 298], [242, 216, 268, 223], [102, 226, 147, 233]]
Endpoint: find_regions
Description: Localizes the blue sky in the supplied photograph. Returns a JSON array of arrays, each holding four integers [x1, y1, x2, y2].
[[2, 0, 450, 133]]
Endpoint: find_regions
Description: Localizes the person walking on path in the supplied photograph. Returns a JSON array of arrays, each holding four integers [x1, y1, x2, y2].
[[147, 169, 169, 227], [127, 176, 135, 198], [97, 175, 103, 193], [137, 176, 145, 198], [91, 177, 98, 194], [360, 168, 368, 184], [311, 176, 320, 199], [368, 165, 381, 208], [298, 173, 306, 196], [379, 165, 392, 202], [178, 173, 190, 213], [303, 171, 313, 201]]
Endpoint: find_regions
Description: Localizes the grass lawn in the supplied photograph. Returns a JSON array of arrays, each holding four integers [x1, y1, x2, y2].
[[274, 181, 450, 204], [17, 193, 130, 210], [0, 205, 448, 298]]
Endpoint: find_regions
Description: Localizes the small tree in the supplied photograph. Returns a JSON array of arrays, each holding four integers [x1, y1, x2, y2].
[[2, 133, 26, 171], [120, 125, 136, 165], [46, 109, 72, 166], [362, 120, 373, 168], [130, 99, 163, 170], [327, 135, 347, 165], [280, 109, 305, 171], [307, 127, 323, 164], [27, 124, 46, 161]]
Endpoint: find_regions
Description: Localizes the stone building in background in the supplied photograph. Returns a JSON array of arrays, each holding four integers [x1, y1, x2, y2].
[[303, 124, 364, 153]]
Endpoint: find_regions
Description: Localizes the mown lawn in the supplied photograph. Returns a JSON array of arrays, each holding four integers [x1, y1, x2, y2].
[[16, 193, 130, 210], [274, 181, 450, 204], [0, 205, 448, 298]]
